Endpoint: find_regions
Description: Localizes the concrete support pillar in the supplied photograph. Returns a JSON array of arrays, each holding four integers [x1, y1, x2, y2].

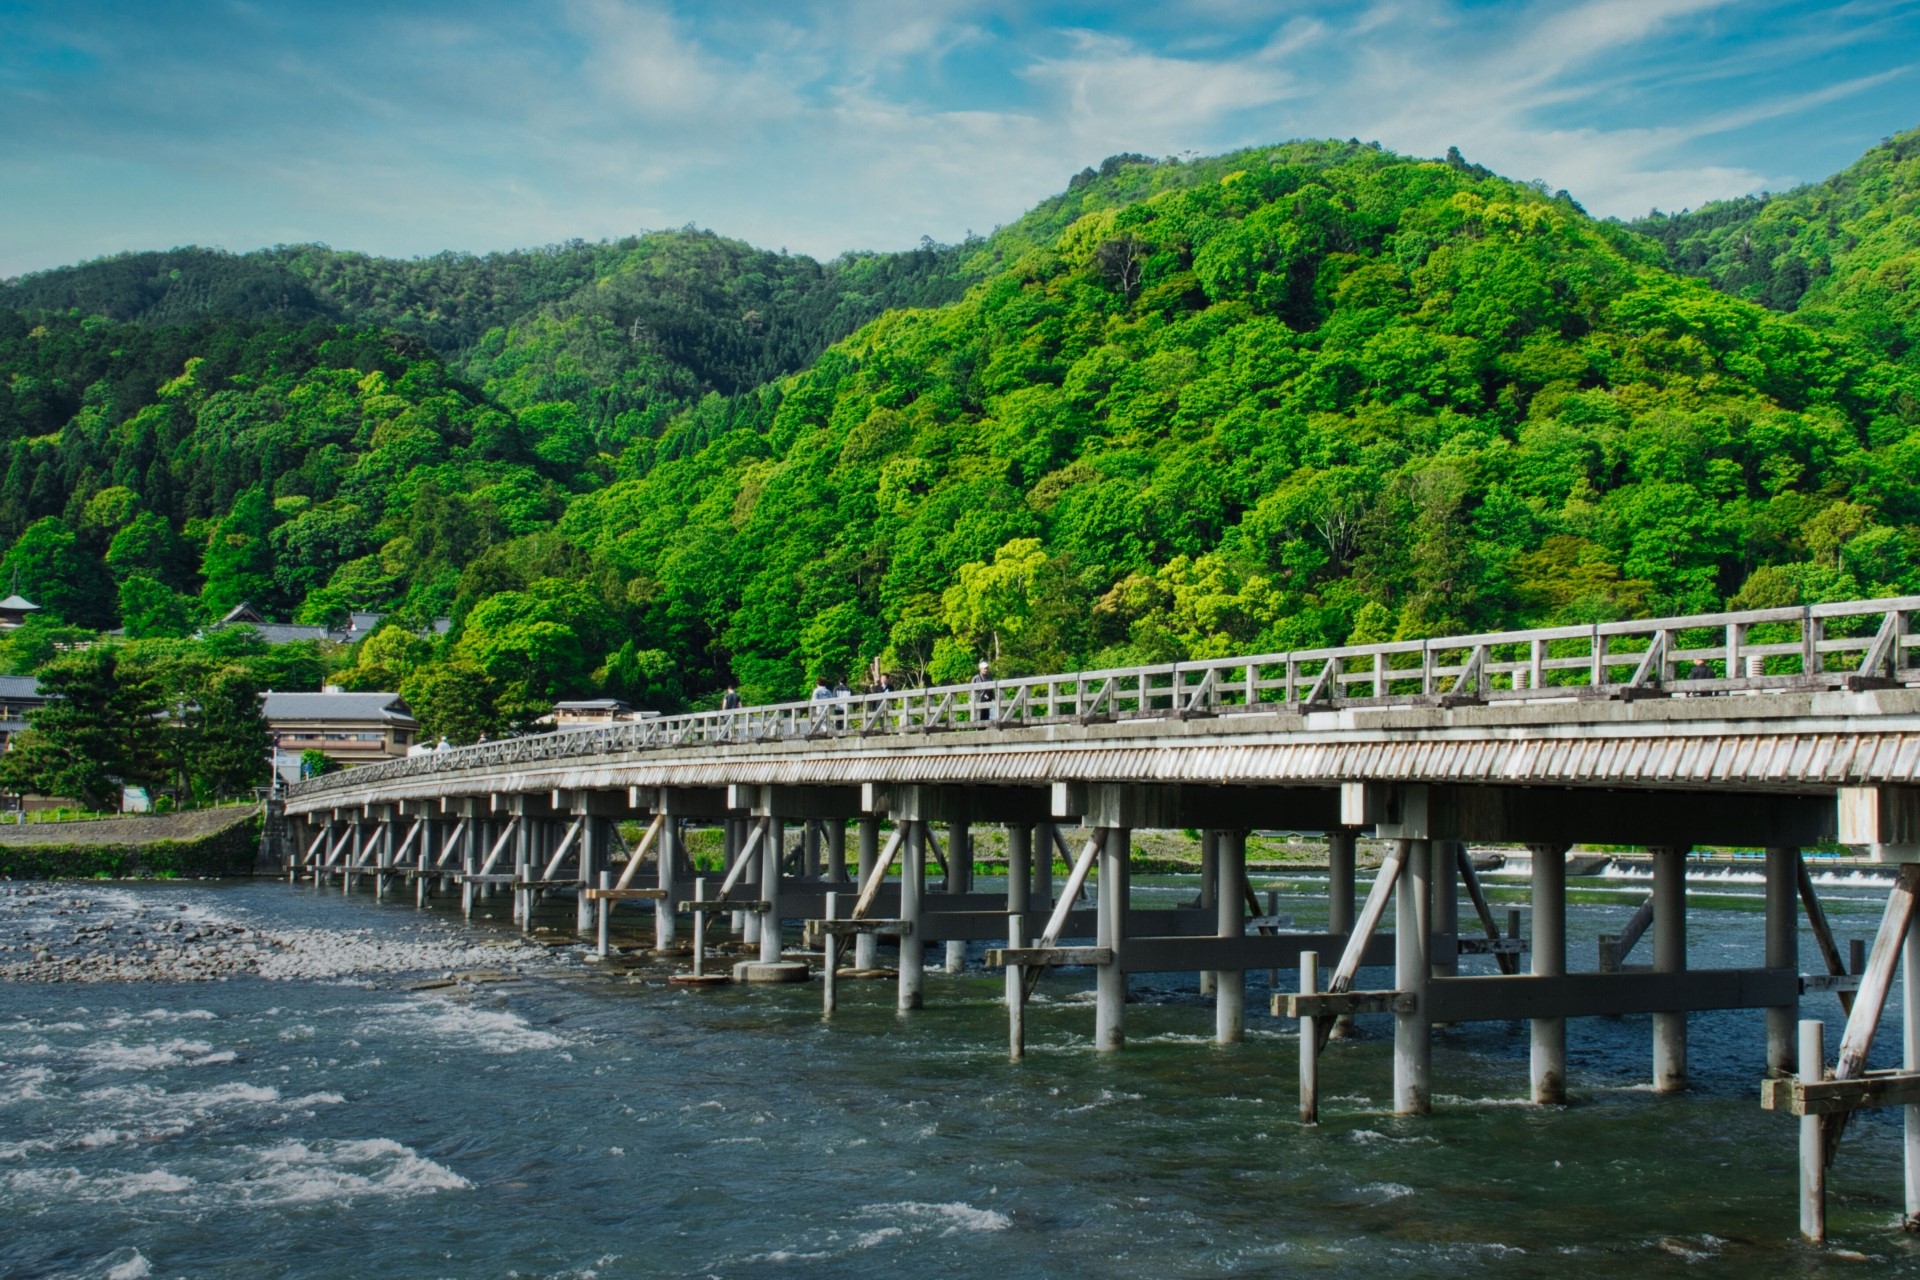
[[1216, 829, 1246, 1045], [1328, 828, 1359, 1040], [1530, 842, 1567, 1104], [742, 820, 762, 948], [1432, 840, 1460, 979], [1198, 829, 1219, 997], [1005, 824, 1031, 925], [1800, 1018, 1827, 1241], [899, 822, 925, 1011], [802, 820, 821, 879], [1033, 823, 1054, 912], [1765, 846, 1799, 1077], [1394, 839, 1432, 1115], [314, 819, 332, 887], [376, 818, 394, 900], [1006, 823, 1031, 1057], [513, 815, 532, 929], [759, 818, 783, 965], [946, 820, 972, 973], [572, 817, 596, 935], [1095, 828, 1131, 1052], [854, 818, 880, 971], [461, 819, 477, 918], [1905, 904, 1920, 1230], [1652, 846, 1688, 1092], [656, 817, 679, 950], [726, 819, 746, 938], [826, 821, 847, 882], [416, 818, 433, 908]]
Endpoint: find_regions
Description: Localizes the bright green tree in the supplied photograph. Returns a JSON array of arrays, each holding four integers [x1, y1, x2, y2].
[[1, 517, 111, 626], [200, 486, 278, 614], [119, 574, 196, 639]]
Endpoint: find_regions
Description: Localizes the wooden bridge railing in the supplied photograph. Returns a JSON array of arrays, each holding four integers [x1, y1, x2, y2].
[[289, 596, 1920, 800]]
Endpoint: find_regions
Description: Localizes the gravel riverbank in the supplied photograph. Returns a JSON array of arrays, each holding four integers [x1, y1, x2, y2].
[[0, 882, 560, 984]]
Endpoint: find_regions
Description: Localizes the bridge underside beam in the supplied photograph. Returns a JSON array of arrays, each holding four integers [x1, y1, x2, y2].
[[863, 783, 1058, 824], [1355, 783, 1835, 847], [728, 783, 863, 820], [1055, 782, 1342, 831], [630, 786, 731, 817]]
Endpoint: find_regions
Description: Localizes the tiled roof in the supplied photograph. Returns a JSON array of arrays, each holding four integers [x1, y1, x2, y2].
[[261, 692, 417, 726], [0, 676, 41, 700]]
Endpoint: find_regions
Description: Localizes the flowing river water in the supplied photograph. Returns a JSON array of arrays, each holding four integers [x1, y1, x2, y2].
[[2, 866, 1918, 1278]]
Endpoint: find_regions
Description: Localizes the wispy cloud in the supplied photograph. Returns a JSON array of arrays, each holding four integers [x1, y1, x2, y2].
[[0, 0, 1915, 276]]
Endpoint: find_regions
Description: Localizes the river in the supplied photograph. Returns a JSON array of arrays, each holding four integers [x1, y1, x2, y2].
[[1, 867, 1915, 1277]]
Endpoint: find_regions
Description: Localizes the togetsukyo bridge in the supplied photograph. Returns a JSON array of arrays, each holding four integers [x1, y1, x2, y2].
[[277, 595, 1920, 1242]]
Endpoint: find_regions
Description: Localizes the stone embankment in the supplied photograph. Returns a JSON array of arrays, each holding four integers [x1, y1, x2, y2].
[[0, 883, 558, 984], [0, 806, 262, 879]]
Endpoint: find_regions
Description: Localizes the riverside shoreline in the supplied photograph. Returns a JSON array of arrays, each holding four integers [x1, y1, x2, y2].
[[0, 882, 559, 984]]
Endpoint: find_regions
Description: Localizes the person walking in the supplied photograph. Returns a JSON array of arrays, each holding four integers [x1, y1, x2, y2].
[[721, 686, 742, 710], [974, 660, 997, 723], [810, 676, 836, 732]]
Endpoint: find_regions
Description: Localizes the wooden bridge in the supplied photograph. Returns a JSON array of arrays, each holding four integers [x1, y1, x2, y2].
[[280, 595, 1920, 1242]]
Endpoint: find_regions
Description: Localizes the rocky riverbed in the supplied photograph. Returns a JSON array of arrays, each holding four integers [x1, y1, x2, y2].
[[0, 883, 561, 983]]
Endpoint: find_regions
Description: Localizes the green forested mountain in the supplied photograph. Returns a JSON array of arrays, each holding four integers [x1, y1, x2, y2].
[[1631, 125, 1920, 373], [3, 133, 1918, 758], [0, 231, 975, 441]]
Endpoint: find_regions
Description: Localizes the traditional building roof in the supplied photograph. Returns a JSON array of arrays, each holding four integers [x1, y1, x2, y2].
[[251, 623, 332, 644], [553, 698, 631, 713], [0, 595, 42, 613], [0, 676, 43, 700], [210, 602, 452, 646], [260, 691, 419, 727]]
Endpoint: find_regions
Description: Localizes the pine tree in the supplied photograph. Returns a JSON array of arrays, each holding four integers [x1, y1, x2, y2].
[[188, 671, 270, 798], [0, 649, 165, 811]]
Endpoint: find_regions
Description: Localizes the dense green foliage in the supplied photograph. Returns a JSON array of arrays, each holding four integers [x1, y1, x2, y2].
[[2, 133, 1918, 748], [1632, 126, 1920, 376]]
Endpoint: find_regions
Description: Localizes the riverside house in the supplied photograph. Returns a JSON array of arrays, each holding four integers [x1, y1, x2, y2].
[[262, 689, 420, 781]]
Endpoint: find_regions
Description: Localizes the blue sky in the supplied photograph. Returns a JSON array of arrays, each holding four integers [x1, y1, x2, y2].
[[2, 0, 1917, 277]]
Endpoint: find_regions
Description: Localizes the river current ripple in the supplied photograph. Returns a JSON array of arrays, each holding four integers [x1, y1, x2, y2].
[[1, 874, 1917, 1278]]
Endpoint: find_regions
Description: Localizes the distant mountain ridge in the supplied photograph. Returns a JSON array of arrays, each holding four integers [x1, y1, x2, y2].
[[0, 232, 978, 424], [1631, 125, 1920, 370]]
